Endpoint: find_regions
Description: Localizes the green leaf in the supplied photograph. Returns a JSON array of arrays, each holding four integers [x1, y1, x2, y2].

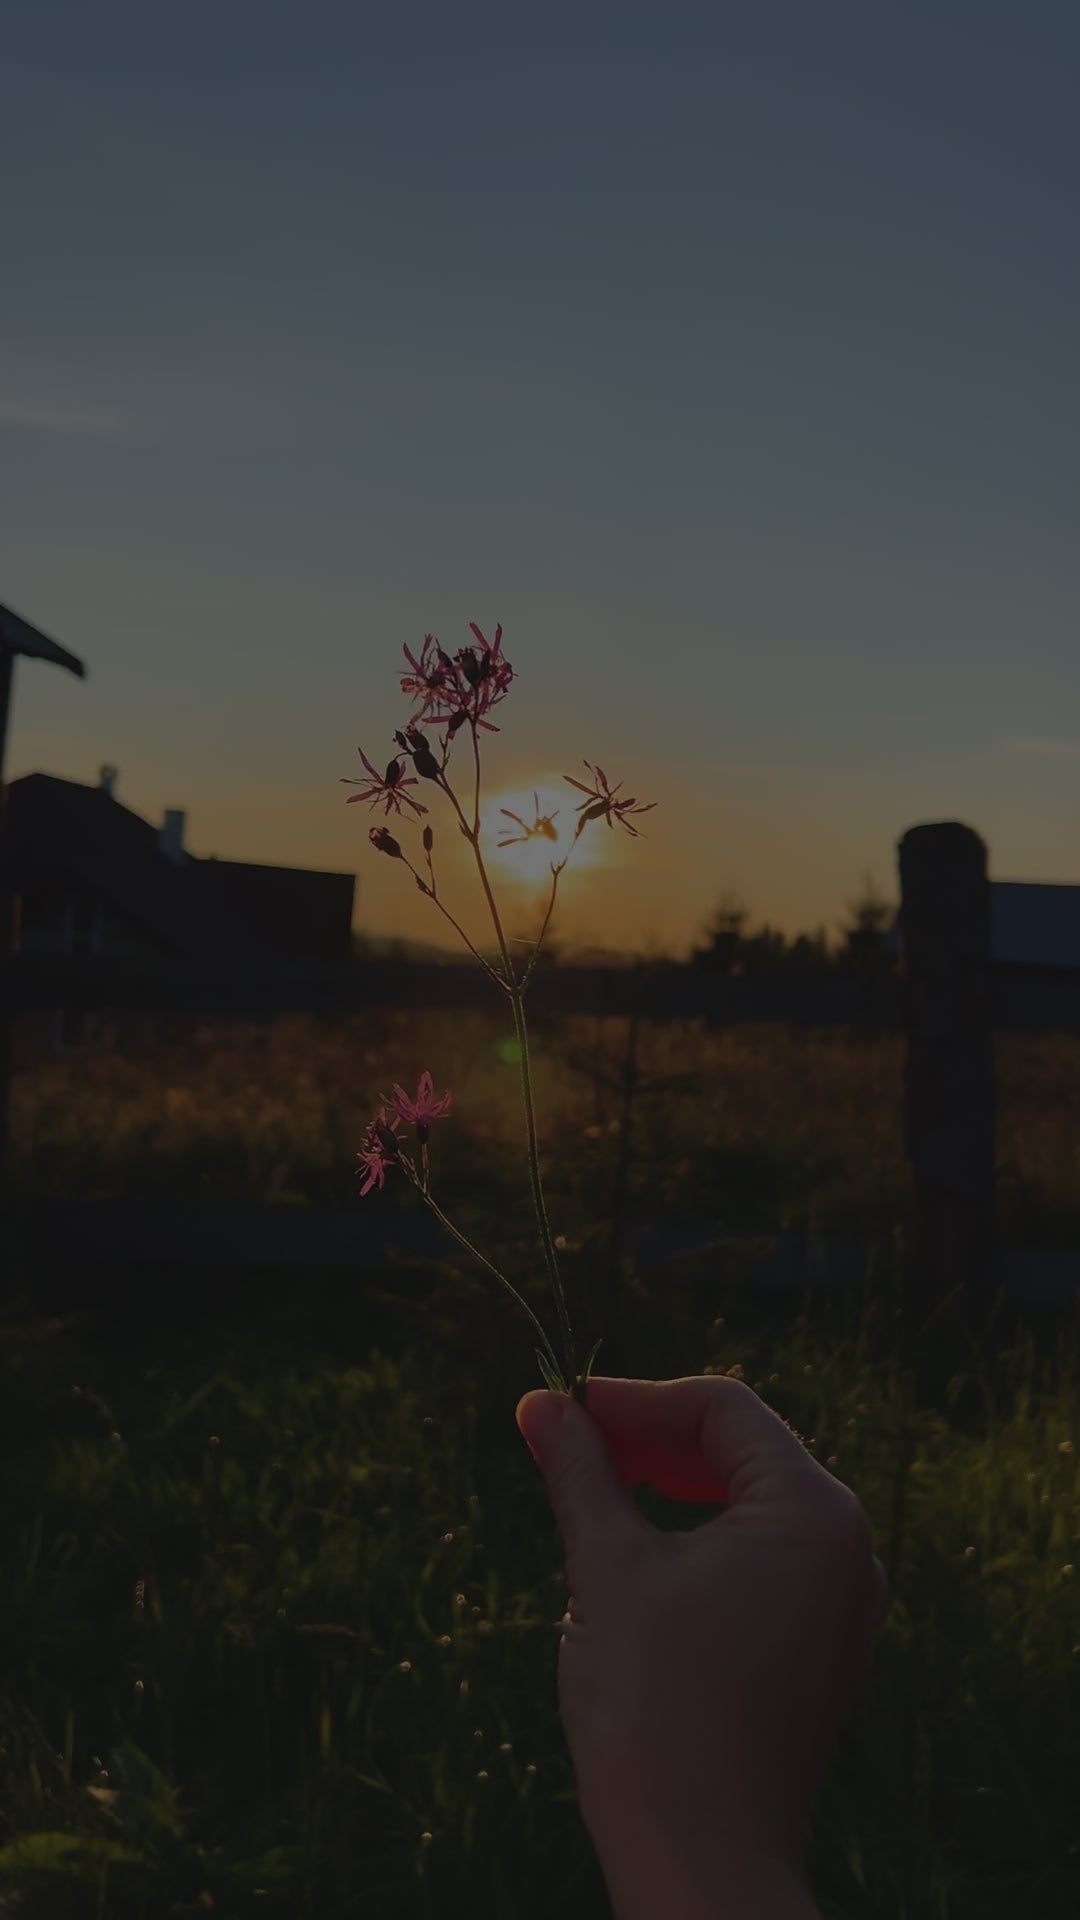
[[579, 1337, 604, 1386], [350, 1770, 395, 1797], [534, 1350, 566, 1394], [104, 1740, 187, 1843], [0, 1832, 144, 1875]]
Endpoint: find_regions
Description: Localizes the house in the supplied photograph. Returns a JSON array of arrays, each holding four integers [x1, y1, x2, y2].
[[4, 768, 356, 965], [886, 882, 1080, 978]]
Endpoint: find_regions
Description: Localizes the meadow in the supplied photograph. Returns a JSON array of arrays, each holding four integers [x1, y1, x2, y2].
[[2, 1011, 1079, 1917], [9, 1009, 1080, 1245]]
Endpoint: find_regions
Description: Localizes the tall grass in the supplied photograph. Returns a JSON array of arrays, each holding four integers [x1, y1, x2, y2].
[[10, 1012, 1080, 1245], [2, 1011, 1078, 1915], [1, 1257, 1077, 1918]]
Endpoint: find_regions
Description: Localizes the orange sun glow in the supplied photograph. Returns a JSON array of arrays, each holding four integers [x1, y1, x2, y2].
[[480, 780, 610, 884]]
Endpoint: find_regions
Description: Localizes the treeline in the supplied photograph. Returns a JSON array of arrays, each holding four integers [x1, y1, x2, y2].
[[357, 874, 897, 981], [687, 873, 895, 981]]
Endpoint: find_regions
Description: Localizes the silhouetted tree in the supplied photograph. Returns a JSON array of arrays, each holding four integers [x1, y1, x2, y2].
[[736, 923, 789, 974], [835, 871, 894, 978], [691, 890, 750, 973], [786, 928, 832, 975], [692, 893, 834, 978]]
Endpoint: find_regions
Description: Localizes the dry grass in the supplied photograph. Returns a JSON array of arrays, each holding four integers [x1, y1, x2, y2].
[[9, 1011, 1080, 1246]]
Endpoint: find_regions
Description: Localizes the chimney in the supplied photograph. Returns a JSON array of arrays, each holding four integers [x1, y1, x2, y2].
[[99, 764, 118, 797], [159, 808, 186, 865]]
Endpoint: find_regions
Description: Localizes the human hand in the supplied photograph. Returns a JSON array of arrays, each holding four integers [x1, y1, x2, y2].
[[515, 1374, 890, 1918]]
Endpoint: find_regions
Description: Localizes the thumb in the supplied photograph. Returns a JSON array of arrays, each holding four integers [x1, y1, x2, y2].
[[516, 1390, 648, 1583]]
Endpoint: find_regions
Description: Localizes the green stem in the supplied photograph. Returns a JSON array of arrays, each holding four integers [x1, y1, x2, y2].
[[465, 724, 576, 1388], [400, 852, 512, 995], [518, 812, 599, 996], [402, 1159, 565, 1388], [519, 860, 566, 993], [513, 985, 576, 1378], [430, 763, 513, 987], [469, 719, 483, 835]]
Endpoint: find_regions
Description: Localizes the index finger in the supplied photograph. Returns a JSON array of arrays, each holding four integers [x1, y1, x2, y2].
[[580, 1373, 826, 1508]]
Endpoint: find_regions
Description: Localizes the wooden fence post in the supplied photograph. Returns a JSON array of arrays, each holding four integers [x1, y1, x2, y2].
[[604, 997, 641, 1313], [0, 647, 15, 1203], [898, 823, 997, 1338]]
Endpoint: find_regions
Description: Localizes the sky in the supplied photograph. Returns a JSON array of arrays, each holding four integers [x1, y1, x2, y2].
[[3, 0, 1079, 960]]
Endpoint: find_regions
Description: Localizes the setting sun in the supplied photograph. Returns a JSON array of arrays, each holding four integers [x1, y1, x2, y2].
[[479, 779, 610, 883]]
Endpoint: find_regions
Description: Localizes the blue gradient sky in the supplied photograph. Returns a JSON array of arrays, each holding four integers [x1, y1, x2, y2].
[[4, 0, 1078, 957]]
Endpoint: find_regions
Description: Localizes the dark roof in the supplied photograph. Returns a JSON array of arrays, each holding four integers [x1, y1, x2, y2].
[[2, 773, 354, 962], [0, 603, 85, 676], [4, 773, 203, 954], [886, 881, 1080, 970]]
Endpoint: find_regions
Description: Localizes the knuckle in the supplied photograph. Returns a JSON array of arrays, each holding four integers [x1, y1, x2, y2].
[[815, 1481, 875, 1557]]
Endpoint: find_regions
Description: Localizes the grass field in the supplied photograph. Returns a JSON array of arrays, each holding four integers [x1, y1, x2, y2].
[[10, 1010, 1080, 1244], [2, 1013, 1079, 1917]]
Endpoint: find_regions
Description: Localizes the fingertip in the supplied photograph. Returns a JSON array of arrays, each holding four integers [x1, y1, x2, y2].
[[515, 1390, 569, 1455]]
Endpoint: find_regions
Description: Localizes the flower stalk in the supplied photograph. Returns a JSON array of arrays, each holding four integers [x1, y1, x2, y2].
[[346, 622, 655, 1401]]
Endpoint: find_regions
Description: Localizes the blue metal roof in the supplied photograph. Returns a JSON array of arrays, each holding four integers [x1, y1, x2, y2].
[[886, 882, 1080, 969]]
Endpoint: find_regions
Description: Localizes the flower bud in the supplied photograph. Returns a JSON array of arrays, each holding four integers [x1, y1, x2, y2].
[[423, 825, 434, 853], [447, 711, 468, 736], [413, 748, 441, 780], [370, 828, 403, 858]]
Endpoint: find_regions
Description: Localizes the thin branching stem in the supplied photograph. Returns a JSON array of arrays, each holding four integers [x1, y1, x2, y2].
[[519, 861, 567, 994], [471, 721, 483, 839], [518, 816, 596, 994], [462, 721, 576, 1386], [372, 706, 589, 1392], [399, 851, 512, 994], [400, 1158, 565, 1387], [430, 764, 513, 988]]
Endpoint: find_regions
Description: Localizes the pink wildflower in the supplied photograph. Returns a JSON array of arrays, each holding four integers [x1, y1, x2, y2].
[[400, 634, 465, 722], [400, 623, 513, 735], [386, 1070, 453, 1144], [341, 749, 428, 817], [458, 622, 514, 730], [563, 760, 657, 837], [498, 792, 560, 847], [356, 1110, 401, 1196]]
